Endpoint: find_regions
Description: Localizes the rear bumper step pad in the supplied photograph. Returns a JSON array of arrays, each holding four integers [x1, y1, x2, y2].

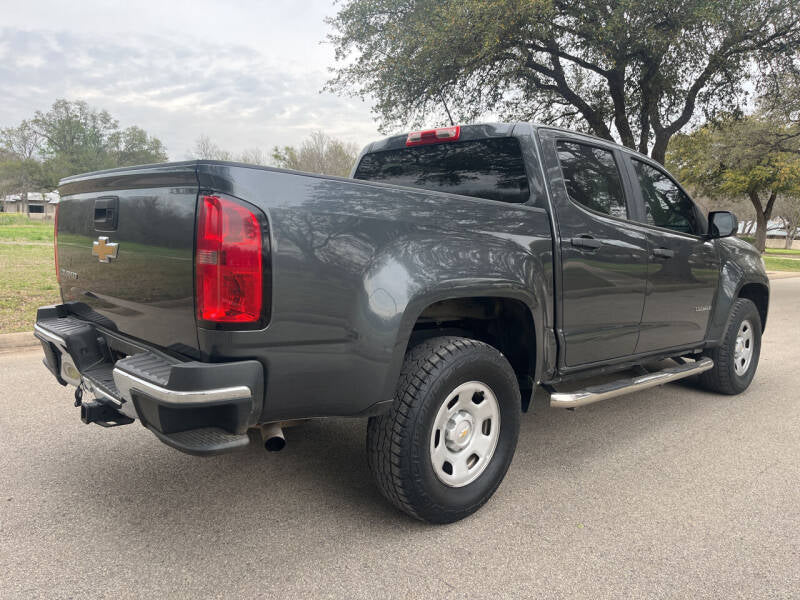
[[34, 305, 264, 456]]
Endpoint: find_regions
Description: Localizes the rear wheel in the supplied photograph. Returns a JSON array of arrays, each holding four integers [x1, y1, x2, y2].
[[367, 336, 520, 523], [699, 298, 762, 394]]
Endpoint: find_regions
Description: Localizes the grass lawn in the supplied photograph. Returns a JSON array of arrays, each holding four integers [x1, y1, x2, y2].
[[764, 247, 800, 257], [763, 256, 800, 272], [0, 216, 59, 332], [0, 213, 55, 242], [0, 243, 60, 333]]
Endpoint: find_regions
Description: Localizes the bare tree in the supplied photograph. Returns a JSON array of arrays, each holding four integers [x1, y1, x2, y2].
[[0, 121, 41, 160], [272, 131, 359, 177], [190, 134, 232, 161], [189, 136, 271, 165], [238, 147, 268, 166], [777, 196, 800, 249]]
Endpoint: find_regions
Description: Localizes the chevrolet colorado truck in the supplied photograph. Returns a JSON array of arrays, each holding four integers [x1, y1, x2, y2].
[[35, 123, 768, 523]]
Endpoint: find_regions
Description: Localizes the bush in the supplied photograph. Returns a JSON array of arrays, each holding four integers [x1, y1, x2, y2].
[[738, 235, 755, 246]]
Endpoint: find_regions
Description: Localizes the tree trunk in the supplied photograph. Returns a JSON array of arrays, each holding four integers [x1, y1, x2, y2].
[[650, 134, 670, 165], [785, 216, 799, 249], [748, 190, 778, 253], [754, 210, 767, 253]]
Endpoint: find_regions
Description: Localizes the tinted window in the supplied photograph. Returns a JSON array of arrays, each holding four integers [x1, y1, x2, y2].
[[353, 137, 530, 203], [633, 160, 699, 235], [556, 141, 627, 219]]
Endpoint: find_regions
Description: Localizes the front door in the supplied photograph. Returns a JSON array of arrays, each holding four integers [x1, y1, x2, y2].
[[625, 158, 720, 353], [542, 133, 649, 367]]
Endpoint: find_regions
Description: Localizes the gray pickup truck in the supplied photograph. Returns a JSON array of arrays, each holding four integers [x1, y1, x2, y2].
[[35, 122, 768, 523]]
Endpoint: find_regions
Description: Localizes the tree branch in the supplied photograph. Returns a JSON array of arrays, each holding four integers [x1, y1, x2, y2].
[[523, 47, 614, 140], [607, 68, 635, 148]]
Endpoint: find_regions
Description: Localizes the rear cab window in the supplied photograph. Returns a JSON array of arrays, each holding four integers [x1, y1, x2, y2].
[[353, 137, 530, 203], [555, 140, 628, 219]]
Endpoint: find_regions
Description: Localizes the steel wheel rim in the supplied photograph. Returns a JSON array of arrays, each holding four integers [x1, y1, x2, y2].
[[429, 381, 501, 488], [733, 319, 754, 376]]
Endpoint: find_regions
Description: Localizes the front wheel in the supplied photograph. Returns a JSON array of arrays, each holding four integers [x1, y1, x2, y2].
[[699, 298, 762, 395], [367, 336, 520, 524]]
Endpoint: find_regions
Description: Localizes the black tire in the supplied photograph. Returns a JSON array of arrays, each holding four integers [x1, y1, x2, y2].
[[367, 336, 521, 524], [699, 298, 762, 395]]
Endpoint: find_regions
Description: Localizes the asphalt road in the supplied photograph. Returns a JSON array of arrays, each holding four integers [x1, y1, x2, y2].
[[2, 280, 799, 599]]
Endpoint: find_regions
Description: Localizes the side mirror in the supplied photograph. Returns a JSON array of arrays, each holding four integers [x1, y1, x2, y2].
[[708, 211, 737, 239]]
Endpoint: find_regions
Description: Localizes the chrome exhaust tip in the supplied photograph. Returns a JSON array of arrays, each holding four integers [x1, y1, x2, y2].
[[261, 422, 286, 452]]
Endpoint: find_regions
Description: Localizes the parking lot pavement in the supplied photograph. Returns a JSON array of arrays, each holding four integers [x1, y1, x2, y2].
[[2, 278, 799, 599]]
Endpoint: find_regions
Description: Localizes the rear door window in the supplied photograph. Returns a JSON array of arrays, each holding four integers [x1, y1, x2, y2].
[[555, 141, 628, 219], [353, 137, 530, 203]]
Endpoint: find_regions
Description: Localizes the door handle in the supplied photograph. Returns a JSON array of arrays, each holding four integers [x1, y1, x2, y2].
[[571, 236, 603, 250], [652, 247, 674, 259]]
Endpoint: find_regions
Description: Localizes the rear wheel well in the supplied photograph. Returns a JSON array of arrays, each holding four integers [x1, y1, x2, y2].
[[408, 297, 536, 407], [737, 283, 768, 330]]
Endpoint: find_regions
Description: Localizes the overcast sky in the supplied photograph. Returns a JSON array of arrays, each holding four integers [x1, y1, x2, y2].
[[0, 0, 381, 159]]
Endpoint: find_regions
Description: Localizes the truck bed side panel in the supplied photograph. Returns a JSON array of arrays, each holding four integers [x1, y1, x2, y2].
[[195, 164, 553, 421]]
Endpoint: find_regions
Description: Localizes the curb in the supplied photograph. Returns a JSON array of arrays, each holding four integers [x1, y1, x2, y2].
[[0, 331, 39, 353]]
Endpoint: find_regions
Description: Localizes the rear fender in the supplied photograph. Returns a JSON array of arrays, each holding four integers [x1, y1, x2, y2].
[[368, 235, 550, 404]]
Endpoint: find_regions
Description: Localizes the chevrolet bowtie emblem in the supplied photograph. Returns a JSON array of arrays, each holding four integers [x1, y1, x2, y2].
[[92, 236, 119, 263]]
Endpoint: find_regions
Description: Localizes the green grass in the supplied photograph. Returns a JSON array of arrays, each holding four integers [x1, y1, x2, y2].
[[763, 256, 800, 272], [764, 247, 800, 257], [0, 243, 60, 333], [0, 213, 54, 242]]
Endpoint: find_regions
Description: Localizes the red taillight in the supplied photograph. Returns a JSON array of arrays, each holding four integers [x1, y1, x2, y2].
[[195, 194, 263, 324], [406, 125, 460, 146], [54, 204, 60, 283]]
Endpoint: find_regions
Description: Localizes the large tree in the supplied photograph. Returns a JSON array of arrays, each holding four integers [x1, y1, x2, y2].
[[668, 113, 800, 251], [327, 0, 800, 163], [106, 126, 168, 167], [12, 99, 169, 187]]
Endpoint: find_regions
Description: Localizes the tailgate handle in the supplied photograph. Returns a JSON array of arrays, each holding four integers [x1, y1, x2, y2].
[[94, 196, 119, 231]]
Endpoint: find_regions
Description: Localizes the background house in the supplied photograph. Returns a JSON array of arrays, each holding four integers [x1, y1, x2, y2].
[[739, 218, 799, 249], [1, 191, 59, 219]]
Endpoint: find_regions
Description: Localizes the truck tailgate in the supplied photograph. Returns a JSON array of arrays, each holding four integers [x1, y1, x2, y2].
[[56, 163, 199, 353]]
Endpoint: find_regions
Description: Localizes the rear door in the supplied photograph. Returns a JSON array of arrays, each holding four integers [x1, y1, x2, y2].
[[539, 130, 649, 367], [56, 163, 200, 353], [623, 157, 719, 352]]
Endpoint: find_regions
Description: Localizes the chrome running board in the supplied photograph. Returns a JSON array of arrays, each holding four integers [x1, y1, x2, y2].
[[549, 358, 714, 409]]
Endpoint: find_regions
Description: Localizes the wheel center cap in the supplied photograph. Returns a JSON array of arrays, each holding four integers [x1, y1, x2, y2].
[[445, 411, 474, 452]]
